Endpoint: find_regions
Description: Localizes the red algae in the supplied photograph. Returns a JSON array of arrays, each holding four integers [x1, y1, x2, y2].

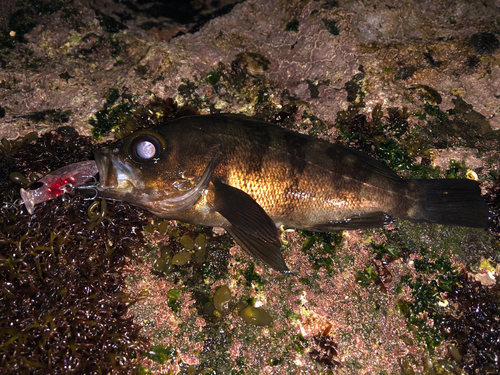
[[128, 223, 434, 374]]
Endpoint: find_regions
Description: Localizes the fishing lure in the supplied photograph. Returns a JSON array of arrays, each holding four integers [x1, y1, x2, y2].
[[20, 160, 98, 214]]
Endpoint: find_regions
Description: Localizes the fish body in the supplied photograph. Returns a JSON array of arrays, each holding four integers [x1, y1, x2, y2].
[[94, 114, 490, 271]]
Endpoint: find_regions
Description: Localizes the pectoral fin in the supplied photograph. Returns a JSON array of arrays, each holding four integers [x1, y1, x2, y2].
[[226, 225, 289, 272], [211, 181, 288, 271]]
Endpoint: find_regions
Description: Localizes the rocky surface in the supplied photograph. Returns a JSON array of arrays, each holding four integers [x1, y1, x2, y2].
[[1, 0, 500, 139], [1, 0, 499, 374]]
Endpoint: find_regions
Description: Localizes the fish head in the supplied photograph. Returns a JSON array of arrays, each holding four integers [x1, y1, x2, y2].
[[93, 127, 219, 214], [94, 129, 170, 202]]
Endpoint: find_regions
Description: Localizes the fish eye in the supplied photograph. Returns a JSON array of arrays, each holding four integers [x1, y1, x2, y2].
[[128, 132, 164, 162], [136, 140, 155, 159]]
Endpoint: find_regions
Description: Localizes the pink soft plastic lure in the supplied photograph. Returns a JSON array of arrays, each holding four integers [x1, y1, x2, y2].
[[20, 160, 98, 214]]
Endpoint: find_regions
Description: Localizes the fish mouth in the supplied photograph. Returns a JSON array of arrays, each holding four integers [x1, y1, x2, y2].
[[93, 149, 138, 196]]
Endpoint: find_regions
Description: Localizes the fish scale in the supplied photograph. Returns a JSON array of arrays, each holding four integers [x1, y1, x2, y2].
[[217, 129, 403, 229]]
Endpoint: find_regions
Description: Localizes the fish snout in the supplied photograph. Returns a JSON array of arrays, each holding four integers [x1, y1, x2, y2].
[[93, 146, 143, 193]]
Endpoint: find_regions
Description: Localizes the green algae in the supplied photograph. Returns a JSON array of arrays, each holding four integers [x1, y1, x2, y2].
[[242, 263, 266, 289], [142, 220, 231, 282], [239, 306, 273, 326], [204, 301, 216, 316], [204, 71, 220, 85], [89, 88, 132, 140], [193, 233, 208, 251], [423, 103, 448, 123], [370, 242, 399, 260], [213, 285, 232, 313], [173, 56, 312, 130], [9, 171, 29, 186], [88, 90, 176, 140], [398, 271, 500, 373], [145, 344, 177, 365], [445, 159, 468, 179], [376, 140, 416, 172], [288, 333, 307, 355], [356, 218, 497, 355], [401, 261, 458, 349], [336, 103, 433, 178], [355, 264, 379, 287], [299, 230, 343, 274], [167, 289, 181, 313], [171, 251, 191, 266], [180, 234, 194, 250]]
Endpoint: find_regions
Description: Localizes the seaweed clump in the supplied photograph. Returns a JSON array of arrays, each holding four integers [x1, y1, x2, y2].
[[395, 247, 460, 351], [88, 89, 200, 140], [309, 325, 342, 370], [0, 129, 151, 373], [470, 32, 500, 55], [299, 230, 343, 274], [438, 273, 500, 374], [484, 178, 500, 238]]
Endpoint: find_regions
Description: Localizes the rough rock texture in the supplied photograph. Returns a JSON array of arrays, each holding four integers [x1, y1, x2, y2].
[[1, 0, 499, 374], [1, 0, 500, 139]]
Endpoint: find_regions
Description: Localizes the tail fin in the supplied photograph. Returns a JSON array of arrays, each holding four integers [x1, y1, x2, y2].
[[407, 179, 491, 228]]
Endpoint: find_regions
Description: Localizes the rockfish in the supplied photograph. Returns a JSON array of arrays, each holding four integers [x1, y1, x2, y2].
[[93, 114, 490, 271]]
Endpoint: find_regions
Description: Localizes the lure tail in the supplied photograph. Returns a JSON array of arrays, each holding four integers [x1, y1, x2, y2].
[[20, 161, 98, 214], [407, 179, 491, 228]]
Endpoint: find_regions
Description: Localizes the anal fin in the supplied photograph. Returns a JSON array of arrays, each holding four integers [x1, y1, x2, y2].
[[310, 212, 393, 232]]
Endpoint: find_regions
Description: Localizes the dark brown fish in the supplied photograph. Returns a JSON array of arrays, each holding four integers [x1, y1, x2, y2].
[[93, 114, 491, 271]]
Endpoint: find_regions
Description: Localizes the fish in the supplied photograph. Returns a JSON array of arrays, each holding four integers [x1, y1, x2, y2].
[[93, 114, 491, 271]]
